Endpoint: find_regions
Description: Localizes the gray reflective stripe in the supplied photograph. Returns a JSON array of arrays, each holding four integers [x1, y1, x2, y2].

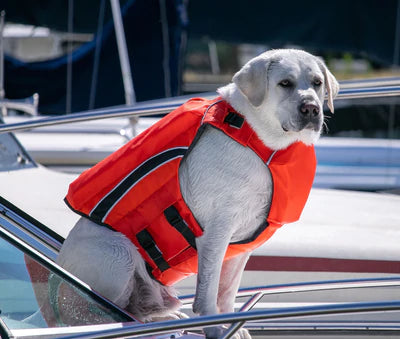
[[201, 99, 224, 125], [266, 150, 277, 165], [89, 147, 188, 223]]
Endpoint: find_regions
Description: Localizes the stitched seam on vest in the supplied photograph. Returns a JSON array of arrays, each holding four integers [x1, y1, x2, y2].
[[90, 147, 188, 223]]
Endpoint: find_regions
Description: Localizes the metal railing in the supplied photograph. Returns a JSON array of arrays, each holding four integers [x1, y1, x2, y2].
[[1, 80, 400, 134], [180, 276, 400, 339], [0, 93, 39, 116], [339, 76, 400, 88], [58, 294, 400, 338], [180, 276, 400, 305], [0, 197, 63, 260]]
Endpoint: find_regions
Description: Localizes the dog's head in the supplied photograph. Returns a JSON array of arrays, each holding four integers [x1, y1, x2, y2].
[[218, 49, 339, 150]]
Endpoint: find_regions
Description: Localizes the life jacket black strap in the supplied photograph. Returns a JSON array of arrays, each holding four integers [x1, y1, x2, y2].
[[224, 111, 244, 129], [164, 205, 197, 249], [136, 229, 170, 272]]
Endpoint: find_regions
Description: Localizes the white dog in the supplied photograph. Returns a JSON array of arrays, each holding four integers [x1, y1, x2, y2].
[[58, 49, 339, 338]]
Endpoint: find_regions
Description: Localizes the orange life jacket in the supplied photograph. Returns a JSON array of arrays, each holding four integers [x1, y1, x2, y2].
[[65, 97, 316, 286]]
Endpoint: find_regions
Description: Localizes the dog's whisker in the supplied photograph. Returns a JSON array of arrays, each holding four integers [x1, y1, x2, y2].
[[322, 120, 330, 134]]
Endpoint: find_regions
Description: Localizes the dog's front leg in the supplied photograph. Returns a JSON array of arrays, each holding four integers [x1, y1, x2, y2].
[[193, 229, 231, 338], [217, 252, 252, 339], [217, 252, 250, 314]]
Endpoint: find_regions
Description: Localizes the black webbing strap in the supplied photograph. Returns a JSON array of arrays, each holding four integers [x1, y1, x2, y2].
[[164, 205, 197, 249], [224, 111, 244, 128], [136, 229, 170, 272]]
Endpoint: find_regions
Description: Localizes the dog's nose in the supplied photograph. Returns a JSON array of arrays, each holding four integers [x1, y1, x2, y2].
[[299, 103, 320, 117]]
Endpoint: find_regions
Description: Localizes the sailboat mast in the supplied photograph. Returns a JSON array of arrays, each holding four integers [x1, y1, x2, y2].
[[110, 0, 136, 106]]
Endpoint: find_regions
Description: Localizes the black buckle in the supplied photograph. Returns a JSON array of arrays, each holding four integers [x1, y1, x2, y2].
[[224, 111, 244, 129], [164, 206, 197, 249], [136, 230, 170, 272]]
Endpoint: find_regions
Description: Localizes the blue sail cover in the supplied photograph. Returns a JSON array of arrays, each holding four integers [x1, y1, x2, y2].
[[3, 0, 187, 114]]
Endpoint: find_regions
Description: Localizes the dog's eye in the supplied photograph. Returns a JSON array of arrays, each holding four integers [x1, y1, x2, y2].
[[313, 79, 322, 87], [279, 80, 293, 88]]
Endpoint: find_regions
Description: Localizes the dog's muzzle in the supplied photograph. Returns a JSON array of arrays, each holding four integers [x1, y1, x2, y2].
[[299, 102, 320, 117], [297, 101, 322, 132], [281, 101, 323, 132]]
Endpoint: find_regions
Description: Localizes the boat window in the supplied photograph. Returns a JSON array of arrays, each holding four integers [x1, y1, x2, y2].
[[0, 234, 131, 330], [325, 96, 400, 139]]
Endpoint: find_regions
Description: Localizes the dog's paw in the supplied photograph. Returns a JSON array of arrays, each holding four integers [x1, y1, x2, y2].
[[203, 325, 225, 338], [149, 310, 189, 322], [172, 310, 190, 320], [230, 327, 251, 339], [203, 326, 251, 339]]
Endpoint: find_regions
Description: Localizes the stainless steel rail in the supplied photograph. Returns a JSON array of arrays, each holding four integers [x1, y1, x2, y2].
[[1, 84, 400, 134], [339, 85, 400, 99], [193, 277, 400, 339], [0, 102, 178, 134], [179, 276, 400, 305], [339, 76, 400, 88], [0, 93, 39, 116], [0, 198, 62, 260], [59, 300, 400, 339], [221, 291, 264, 339]]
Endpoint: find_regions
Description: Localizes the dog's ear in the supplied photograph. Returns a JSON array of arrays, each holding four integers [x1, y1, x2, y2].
[[318, 60, 339, 113], [232, 57, 269, 107]]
